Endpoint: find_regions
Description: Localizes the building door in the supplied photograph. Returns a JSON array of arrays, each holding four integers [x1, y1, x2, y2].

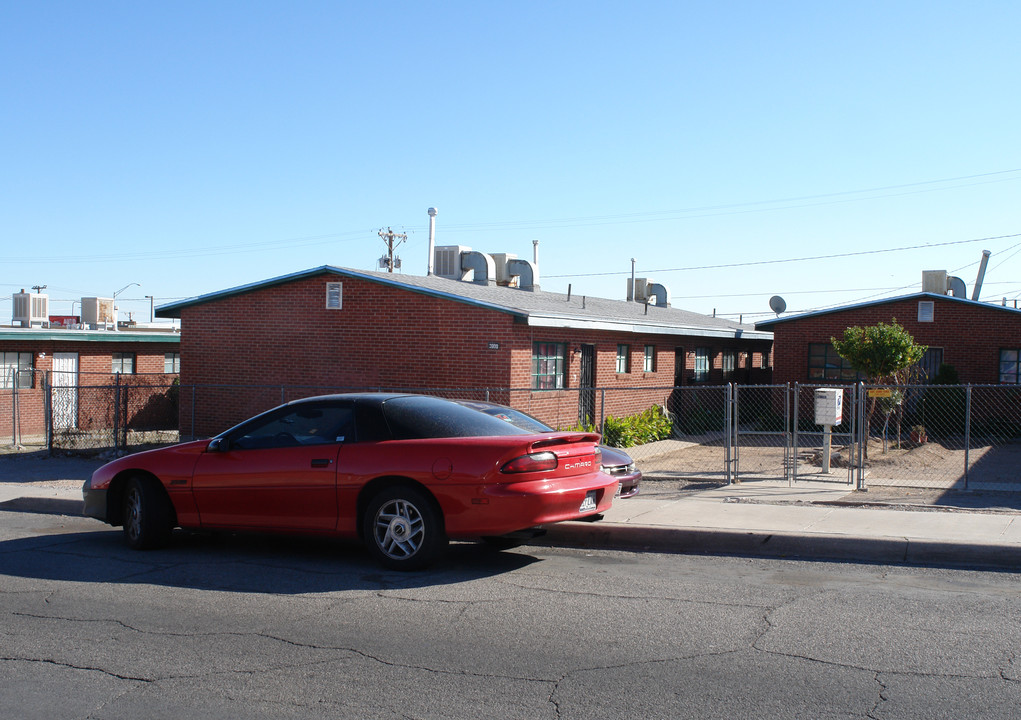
[[51, 352, 79, 430], [674, 347, 686, 386], [578, 344, 596, 425], [918, 348, 944, 382]]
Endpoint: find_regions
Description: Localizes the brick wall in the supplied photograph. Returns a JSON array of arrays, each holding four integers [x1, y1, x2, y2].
[[178, 272, 774, 434], [180, 274, 516, 433], [770, 297, 1021, 385], [0, 338, 179, 439]]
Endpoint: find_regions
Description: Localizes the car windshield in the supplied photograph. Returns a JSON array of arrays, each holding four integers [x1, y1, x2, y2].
[[383, 396, 532, 439]]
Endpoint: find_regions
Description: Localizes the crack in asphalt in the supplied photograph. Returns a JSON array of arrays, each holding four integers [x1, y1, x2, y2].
[[0, 655, 152, 683], [752, 602, 1013, 684], [495, 576, 776, 609], [868, 671, 889, 719]]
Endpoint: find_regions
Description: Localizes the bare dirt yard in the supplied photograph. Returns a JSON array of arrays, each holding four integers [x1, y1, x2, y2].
[[630, 436, 1021, 492]]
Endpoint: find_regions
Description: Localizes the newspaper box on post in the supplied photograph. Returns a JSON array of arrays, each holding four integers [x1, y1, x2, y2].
[[813, 388, 843, 475], [813, 388, 843, 427]]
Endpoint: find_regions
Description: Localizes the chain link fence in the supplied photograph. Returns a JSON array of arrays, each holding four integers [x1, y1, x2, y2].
[[2, 379, 1020, 494], [1, 372, 180, 454]]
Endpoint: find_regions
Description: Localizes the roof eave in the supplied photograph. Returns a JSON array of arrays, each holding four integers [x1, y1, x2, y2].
[[526, 314, 773, 340]]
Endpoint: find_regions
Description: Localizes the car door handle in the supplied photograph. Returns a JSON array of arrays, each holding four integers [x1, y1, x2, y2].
[[311, 459, 333, 468]]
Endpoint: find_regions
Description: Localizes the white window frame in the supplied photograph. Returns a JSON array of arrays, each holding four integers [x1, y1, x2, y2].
[[643, 345, 655, 372], [0, 352, 33, 389], [164, 352, 181, 374], [112, 352, 135, 375], [616, 344, 631, 374]]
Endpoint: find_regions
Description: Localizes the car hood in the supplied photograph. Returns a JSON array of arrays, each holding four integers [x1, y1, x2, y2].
[[598, 445, 634, 467]]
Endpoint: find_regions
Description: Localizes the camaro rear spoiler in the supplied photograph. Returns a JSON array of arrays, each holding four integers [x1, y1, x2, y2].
[[531, 432, 602, 449]]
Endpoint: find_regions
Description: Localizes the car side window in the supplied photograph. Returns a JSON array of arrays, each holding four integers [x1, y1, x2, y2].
[[232, 405, 355, 450]]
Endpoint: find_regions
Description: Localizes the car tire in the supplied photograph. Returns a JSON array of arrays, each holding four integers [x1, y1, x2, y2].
[[122, 476, 174, 550], [362, 485, 447, 570]]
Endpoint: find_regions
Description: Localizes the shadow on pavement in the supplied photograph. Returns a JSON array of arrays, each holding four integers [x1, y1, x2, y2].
[[0, 528, 540, 593]]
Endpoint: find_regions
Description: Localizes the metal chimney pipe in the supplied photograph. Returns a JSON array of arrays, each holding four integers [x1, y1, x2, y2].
[[972, 249, 991, 301], [426, 207, 438, 276], [532, 239, 539, 265]]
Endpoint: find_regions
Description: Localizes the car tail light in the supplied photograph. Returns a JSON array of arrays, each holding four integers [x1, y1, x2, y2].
[[500, 451, 558, 474]]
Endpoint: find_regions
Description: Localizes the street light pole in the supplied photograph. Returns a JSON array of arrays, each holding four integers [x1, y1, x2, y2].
[[112, 283, 140, 331]]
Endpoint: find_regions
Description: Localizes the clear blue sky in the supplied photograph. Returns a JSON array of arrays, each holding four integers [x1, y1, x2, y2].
[[3, 1, 1019, 325]]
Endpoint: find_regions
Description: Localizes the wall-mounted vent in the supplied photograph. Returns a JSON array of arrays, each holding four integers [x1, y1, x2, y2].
[[81, 297, 115, 329], [918, 300, 935, 322], [434, 245, 471, 279], [326, 282, 342, 309], [12, 292, 49, 327]]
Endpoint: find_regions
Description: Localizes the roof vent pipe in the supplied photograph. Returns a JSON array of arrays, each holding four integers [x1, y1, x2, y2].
[[461, 251, 495, 285], [507, 258, 540, 291], [972, 249, 991, 301], [426, 208, 438, 276], [533, 239, 539, 266], [646, 282, 670, 307]]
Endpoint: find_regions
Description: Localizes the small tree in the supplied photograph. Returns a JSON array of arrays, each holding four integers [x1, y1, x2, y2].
[[831, 320, 926, 452]]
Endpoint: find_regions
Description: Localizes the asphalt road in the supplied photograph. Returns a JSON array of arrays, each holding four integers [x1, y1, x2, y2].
[[1, 509, 1019, 719]]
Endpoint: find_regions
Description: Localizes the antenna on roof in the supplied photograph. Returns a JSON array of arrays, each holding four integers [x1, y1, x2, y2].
[[769, 296, 787, 316]]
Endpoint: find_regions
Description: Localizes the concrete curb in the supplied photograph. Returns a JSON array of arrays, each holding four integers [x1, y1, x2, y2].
[[4, 492, 1020, 572], [541, 521, 1021, 571]]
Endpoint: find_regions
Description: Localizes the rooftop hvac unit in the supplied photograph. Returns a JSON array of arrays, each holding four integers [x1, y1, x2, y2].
[[490, 253, 518, 285], [626, 278, 670, 306], [12, 292, 49, 327], [921, 270, 948, 294], [81, 297, 115, 328], [433, 245, 471, 280]]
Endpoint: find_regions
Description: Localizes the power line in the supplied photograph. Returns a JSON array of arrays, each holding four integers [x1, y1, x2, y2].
[[546, 233, 1021, 279], [438, 168, 1021, 233]]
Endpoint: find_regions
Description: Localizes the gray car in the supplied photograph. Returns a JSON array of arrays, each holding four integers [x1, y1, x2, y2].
[[455, 400, 640, 498]]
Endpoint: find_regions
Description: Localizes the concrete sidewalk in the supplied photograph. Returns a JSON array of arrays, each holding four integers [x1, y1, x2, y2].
[[547, 479, 1021, 570], [1, 458, 1019, 570]]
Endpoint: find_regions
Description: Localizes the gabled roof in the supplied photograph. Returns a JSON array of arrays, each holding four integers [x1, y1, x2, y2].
[[158, 265, 772, 341], [755, 291, 1021, 330]]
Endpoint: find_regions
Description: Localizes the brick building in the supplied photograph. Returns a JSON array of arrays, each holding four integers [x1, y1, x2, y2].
[[158, 265, 773, 436], [755, 292, 1021, 385], [0, 327, 181, 440]]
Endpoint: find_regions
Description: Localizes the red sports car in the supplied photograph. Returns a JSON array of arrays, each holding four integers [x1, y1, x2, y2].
[[454, 400, 642, 498], [82, 393, 616, 569]]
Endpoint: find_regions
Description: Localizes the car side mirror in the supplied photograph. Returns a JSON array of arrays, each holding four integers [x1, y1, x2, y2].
[[206, 437, 230, 453]]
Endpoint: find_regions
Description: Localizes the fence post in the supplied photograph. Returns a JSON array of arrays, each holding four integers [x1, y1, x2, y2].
[[856, 382, 866, 491], [847, 383, 856, 488], [10, 368, 19, 449], [190, 385, 196, 441], [599, 388, 606, 435], [44, 372, 52, 456], [792, 383, 801, 485], [964, 385, 972, 490], [725, 383, 734, 484], [113, 374, 121, 453]]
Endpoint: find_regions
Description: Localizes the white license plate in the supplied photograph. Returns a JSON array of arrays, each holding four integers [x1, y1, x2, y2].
[[579, 491, 597, 512]]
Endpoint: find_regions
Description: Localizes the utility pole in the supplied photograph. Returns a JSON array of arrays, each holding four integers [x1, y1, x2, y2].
[[377, 227, 407, 272]]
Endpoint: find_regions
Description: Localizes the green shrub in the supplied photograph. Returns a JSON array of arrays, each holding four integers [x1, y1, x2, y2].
[[600, 405, 673, 448]]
